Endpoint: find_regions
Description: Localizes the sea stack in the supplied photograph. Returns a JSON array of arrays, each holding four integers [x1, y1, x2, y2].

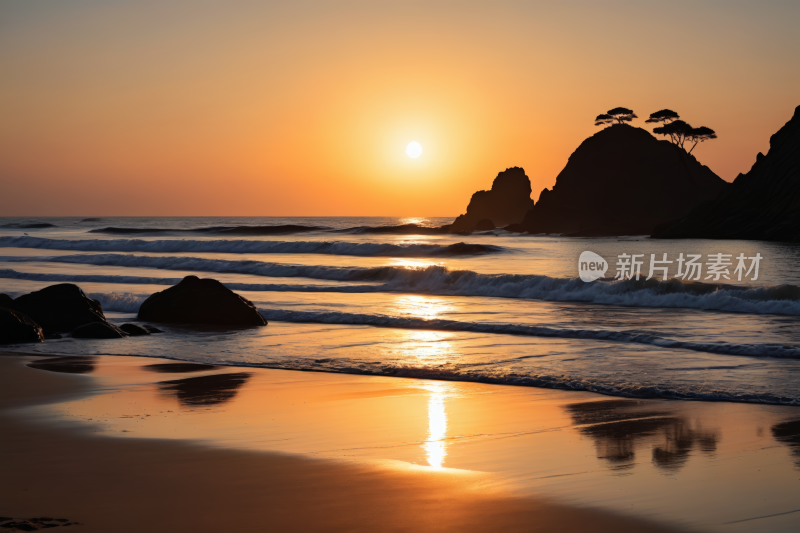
[[448, 167, 534, 232], [506, 124, 727, 236], [653, 105, 800, 241], [138, 276, 268, 326]]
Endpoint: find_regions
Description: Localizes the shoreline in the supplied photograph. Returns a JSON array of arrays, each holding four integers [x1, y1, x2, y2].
[[2, 353, 800, 531], [0, 353, 695, 533]]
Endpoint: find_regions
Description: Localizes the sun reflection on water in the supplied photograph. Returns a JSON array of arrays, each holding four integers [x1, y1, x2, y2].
[[422, 383, 449, 469]]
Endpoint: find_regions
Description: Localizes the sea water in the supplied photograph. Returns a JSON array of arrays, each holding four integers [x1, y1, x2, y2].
[[2, 216, 800, 404]]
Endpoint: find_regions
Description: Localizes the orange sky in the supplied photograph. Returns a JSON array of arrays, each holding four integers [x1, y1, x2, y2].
[[1, 0, 798, 217]]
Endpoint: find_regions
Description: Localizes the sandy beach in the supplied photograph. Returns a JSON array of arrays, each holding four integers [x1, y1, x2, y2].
[[2, 354, 799, 532]]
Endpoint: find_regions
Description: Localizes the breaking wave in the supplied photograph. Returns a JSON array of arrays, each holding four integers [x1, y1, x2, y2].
[[69, 292, 800, 361], [7, 253, 800, 316], [1, 222, 56, 229], [0, 269, 379, 293], [89, 224, 328, 235], [334, 223, 450, 235], [0, 236, 501, 257]]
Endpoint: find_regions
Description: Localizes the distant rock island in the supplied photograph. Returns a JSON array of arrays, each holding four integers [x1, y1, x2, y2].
[[447, 167, 534, 233], [653, 105, 800, 241], [506, 124, 727, 236]]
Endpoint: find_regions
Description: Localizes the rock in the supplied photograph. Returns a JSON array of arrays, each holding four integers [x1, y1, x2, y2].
[[448, 167, 534, 232], [474, 219, 496, 231], [506, 124, 727, 236], [72, 322, 126, 339], [0, 293, 13, 307], [120, 323, 151, 336], [0, 308, 44, 344], [10, 284, 109, 334], [143, 325, 163, 333], [653, 105, 800, 241], [138, 276, 267, 326]]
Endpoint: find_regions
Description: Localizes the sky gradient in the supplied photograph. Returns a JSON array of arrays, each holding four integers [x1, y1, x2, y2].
[[1, 0, 798, 216]]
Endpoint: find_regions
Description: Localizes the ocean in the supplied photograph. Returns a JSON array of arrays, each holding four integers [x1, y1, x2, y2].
[[2, 216, 800, 405]]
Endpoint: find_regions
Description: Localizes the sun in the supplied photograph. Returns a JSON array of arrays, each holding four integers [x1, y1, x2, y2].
[[406, 141, 422, 158]]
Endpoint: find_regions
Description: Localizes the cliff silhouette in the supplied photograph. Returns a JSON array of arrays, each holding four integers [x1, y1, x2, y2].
[[448, 167, 534, 232], [653, 105, 800, 241], [506, 124, 727, 236]]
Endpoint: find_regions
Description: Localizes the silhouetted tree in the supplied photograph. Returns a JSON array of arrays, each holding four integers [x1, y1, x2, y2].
[[686, 126, 717, 154], [606, 107, 637, 124], [654, 120, 717, 153], [645, 109, 680, 124], [653, 120, 692, 148], [594, 114, 613, 126]]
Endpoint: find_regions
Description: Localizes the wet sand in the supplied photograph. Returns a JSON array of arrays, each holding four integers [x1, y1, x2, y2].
[[2, 354, 799, 532]]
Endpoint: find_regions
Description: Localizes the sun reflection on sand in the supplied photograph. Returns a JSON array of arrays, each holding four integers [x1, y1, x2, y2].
[[422, 383, 449, 469]]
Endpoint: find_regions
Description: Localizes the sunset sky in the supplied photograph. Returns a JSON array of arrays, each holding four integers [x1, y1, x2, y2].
[[1, 0, 798, 217]]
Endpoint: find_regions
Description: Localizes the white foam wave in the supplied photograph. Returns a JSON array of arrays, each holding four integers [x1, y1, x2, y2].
[[0, 236, 500, 257]]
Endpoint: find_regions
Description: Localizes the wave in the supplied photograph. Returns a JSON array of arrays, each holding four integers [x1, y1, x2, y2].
[[68, 291, 800, 360], [0, 236, 501, 257], [89, 224, 328, 235], [9, 253, 800, 316], [334, 223, 450, 235], [1, 222, 56, 229], [88, 223, 456, 236], [253, 308, 800, 359], [0, 269, 380, 293]]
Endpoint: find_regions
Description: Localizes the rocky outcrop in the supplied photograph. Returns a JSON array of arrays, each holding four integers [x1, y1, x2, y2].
[[120, 323, 151, 336], [448, 167, 534, 232], [506, 125, 727, 236], [10, 284, 112, 335], [653, 105, 800, 241], [138, 276, 268, 326], [72, 322, 126, 339], [0, 307, 44, 344]]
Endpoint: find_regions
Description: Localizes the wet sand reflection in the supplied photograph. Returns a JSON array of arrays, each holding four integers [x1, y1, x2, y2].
[[145, 362, 219, 373], [158, 372, 251, 407], [565, 399, 719, 473], [771, 419, 800, 468], [422, 383, 449, 469], [27, 356, 97, 374]]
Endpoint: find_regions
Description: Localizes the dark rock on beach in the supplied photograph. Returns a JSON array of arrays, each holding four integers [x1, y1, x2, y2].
[[120, 323, 151, 336], [653, 105, 800, 241], [10, 284, 109, 334], [138, 276, 268, 326], [0, 307, 44, 344], [507, 124, 727, 236], [72, 321, 127, 339], [449, 167, 535, 232]]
